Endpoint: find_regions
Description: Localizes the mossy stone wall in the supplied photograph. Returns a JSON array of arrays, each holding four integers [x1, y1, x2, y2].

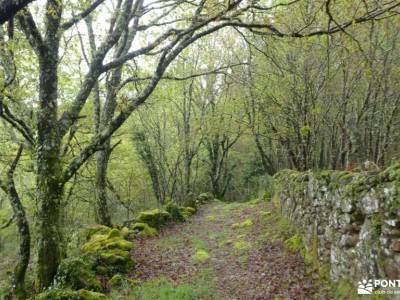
[[275, 164, 400, 282]]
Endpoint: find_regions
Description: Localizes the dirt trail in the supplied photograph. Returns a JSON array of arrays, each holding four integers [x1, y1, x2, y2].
[[129, 200, 329, 300]]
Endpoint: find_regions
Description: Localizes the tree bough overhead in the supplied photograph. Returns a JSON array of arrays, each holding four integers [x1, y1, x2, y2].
[[0, 0, 399, 298]]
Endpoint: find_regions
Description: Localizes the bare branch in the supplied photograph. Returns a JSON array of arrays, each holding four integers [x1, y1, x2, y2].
[[61, 0, 107, 30]]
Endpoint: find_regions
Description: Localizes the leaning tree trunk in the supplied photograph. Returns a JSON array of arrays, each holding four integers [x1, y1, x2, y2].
[[7, 146, 30, 300]]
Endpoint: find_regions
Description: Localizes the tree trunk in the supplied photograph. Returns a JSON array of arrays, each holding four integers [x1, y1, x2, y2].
[[95, 144, 112, 226], [35, 36, 63, 290], [7, 146, 30, 300]]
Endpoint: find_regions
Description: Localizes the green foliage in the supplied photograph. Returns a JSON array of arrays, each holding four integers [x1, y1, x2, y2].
[[108, 274, 125, 288], [55, 257, 101, 291], [283, 234, 303, 253], [371, 213, 383, 238], [334, 279, 358, 300], [131, 278, 216, 300], [165, 202, 187, 222]]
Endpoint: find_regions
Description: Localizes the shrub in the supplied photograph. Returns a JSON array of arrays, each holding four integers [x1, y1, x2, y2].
[[55, 257, 101, 291], [165, 202, 186, 222]]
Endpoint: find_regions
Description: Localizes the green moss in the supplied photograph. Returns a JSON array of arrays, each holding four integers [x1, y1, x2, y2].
[[241, 219, 253, 228], [55, 257, 101, 291], [121, 227, 131, 239], [185, 207, 196, 215], [108, 274, 124, 288], [82, 235, 133, 253], [81, 229, 135, 276], [78, 289, 107, 300], [131, 222, 158, 238], [82, 235, 108, 252], [371, 213, 383, 238], [193, 250, 210, 263], [233, 241, 250, 251], [99, 249, 131, 264], [104, 239, 134, 251], [107, 228, 121, 239], [85, 225, 111, 239], [206, 215, 216, 221], [231, 219, 253, 229], [137, 209, 171, 229], [121, 227, 130, 238], [34, 288, 79, 300]]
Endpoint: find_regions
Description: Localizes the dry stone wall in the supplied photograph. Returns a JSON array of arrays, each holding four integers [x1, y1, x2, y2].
[[275, 164, 400, 282]]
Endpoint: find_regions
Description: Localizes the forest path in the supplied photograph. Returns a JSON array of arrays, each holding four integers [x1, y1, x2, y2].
[[128, 200, 329, 299]]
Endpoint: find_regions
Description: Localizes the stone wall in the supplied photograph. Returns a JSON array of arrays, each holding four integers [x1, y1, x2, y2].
[[275, 164, 400, 282]]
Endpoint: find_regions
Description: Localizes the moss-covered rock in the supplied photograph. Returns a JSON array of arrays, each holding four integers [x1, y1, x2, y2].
[[120, 226, 135, 239], [108, 274, 124, 288], [85, 225, 112, 240], [136, 209, 170, 229], [197, 192, 213, 204], [55, 257, 101, 291], [78, 289, 107, 300], [81, 229, 135, 275], [107, 228, 121, 238], [185, 206, 197, 215], [131, 222, 158, 238], [82, 234, 133, 253], [185, 207, 196, 215], [34, 288, 79, 300]]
